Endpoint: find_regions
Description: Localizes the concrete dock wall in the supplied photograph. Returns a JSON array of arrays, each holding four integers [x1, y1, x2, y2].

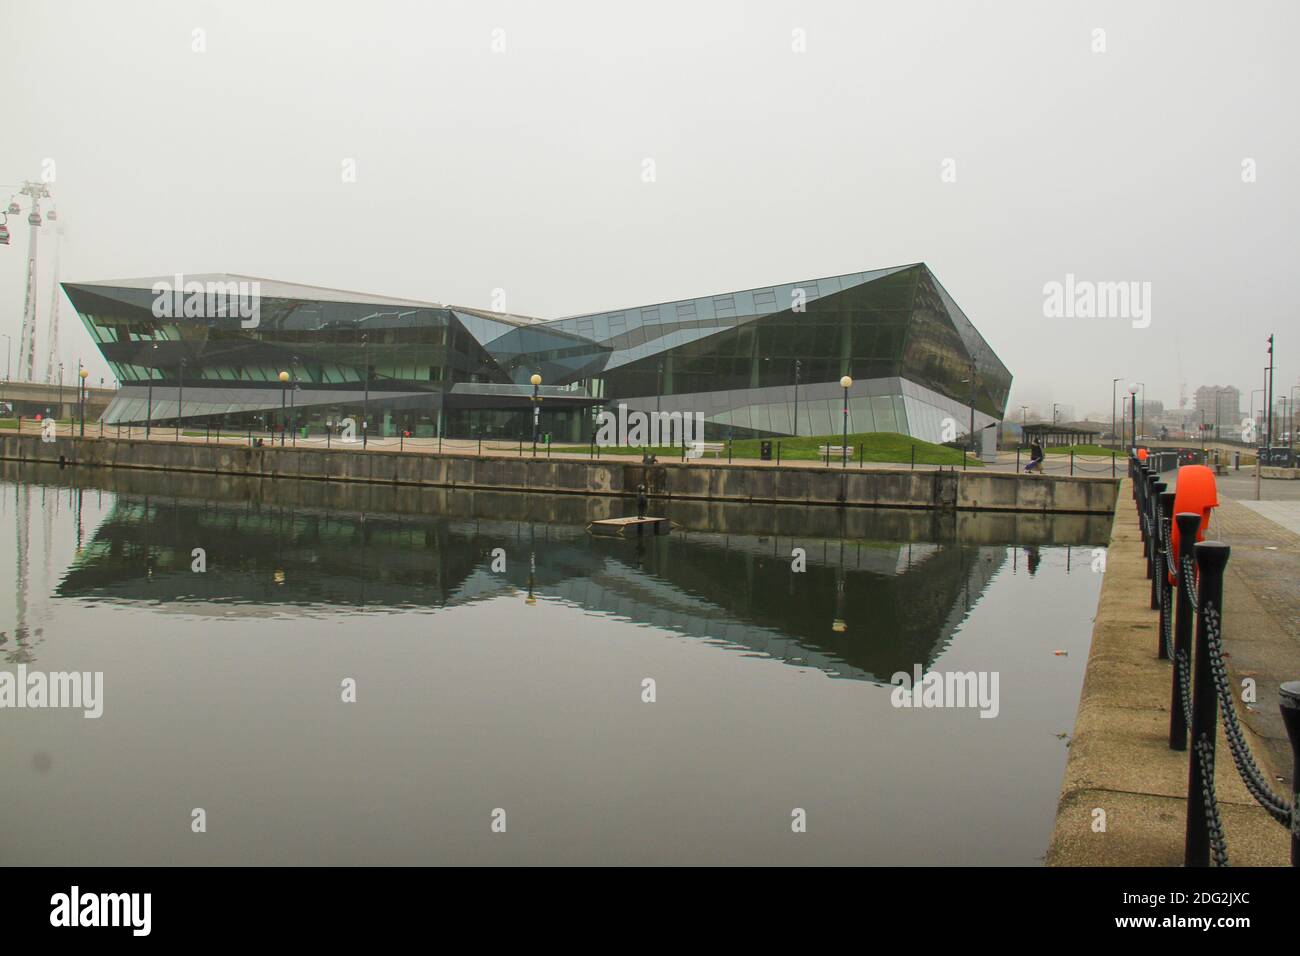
[[0, 432, 1118, 515]]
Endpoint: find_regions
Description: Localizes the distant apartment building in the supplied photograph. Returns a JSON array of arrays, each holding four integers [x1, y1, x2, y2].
[[1193, 385, 1242, 433]]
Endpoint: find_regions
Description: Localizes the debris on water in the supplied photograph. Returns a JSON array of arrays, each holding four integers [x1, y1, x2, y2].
[[1053, 649, 1068, 656]]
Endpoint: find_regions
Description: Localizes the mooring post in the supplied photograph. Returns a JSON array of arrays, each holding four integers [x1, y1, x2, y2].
[[1170, 512, 1200, 751], [1278, 681, 1300, 866], [1149, 479, 1166, 607], [1185, 540, 1229, 867], [636, 483, 647, 519], [1143, 469, 1157, 572], [1157, 491, 1175, 659]]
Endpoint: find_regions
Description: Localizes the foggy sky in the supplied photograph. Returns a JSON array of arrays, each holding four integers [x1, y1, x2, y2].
[[2, 0, 1296, 423]]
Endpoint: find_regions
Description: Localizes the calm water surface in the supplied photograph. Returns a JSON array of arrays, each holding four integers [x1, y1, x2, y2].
[[0, 464, 1108, 865]]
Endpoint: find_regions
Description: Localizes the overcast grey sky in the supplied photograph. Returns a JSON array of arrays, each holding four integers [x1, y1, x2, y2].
[[2, 0, 1296, 421]]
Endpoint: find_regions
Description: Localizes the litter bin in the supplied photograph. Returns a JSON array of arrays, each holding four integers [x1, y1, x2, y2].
[[760, 440, 772, 461]]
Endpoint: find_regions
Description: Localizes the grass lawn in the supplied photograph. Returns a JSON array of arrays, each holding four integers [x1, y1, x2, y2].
[[555, 431, 977, 466]]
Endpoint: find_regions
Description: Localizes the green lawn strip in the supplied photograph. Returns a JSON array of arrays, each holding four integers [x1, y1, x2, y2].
[[553, 431, 976, 466]]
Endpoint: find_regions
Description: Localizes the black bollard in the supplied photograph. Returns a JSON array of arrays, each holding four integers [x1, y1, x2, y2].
[[1185, 540, 1230, 867], [1278, 681, 1300, 866], [1149, 479, 1166, 606], [1156, 491, 1175, 658], [636, 483, 647, 520], [1170, 512, 1200, 752]]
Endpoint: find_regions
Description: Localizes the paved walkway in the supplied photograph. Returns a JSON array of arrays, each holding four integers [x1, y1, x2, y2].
[[1238, 500, 1300, 536], [1202, 485, 1300, 790], [1047, 479, 1291, 866]]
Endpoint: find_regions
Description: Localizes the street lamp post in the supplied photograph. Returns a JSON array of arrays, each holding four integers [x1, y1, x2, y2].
[[361, 332, 369, 449], [1138, 382, 1147, 440], [792, 359, 801, 438], [177, 358, 185, 440], [968, 359, 977, 454], [1266, 334, 1275, 453], [839, 375, 852, 467], [146, 343, 158, 439], [1128, 383, 1138, 452], [57, 362, 64, 421], [78, 366, 88, 437], [1284, 387, 1294, 465], [278, 370, 289, 445], [1111, 377, 1121, 450], [530, 373, 542, 456]]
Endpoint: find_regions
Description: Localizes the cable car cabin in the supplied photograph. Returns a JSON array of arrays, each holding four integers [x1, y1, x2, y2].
[[0, 223, 10, 245], [6, 201, 18, 215], [27, 211, 41, 226]]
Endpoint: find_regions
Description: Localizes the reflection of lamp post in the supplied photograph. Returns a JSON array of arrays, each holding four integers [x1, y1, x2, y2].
[[832, 541, 852, 632], [530, 373, 542, 456], [278, 370, 289, 445], [839, 375, 852, 467], [525, 523, 537, 605], [78, 366, 88, 437]]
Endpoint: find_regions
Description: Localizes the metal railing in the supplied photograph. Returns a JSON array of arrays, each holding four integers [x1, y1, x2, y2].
[[1131, 453, 1299, 866]]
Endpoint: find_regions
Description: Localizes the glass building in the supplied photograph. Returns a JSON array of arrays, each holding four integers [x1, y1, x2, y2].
[[64, 262, 1010, 442]]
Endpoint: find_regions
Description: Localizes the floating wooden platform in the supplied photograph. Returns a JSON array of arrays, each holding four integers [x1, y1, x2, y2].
[[588, 516, 672, 537]]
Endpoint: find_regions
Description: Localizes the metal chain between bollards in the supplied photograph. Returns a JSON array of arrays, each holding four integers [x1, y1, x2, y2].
[[1194, 734, 1231, 867], [1203, 605, 1293, 824], [1181, 554, 1199, 610]]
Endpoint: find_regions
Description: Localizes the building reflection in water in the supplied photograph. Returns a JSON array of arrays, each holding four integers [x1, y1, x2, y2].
[[1, 463, 1110, 681]]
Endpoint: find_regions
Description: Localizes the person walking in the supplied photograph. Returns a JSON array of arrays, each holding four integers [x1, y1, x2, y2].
[[1025, 437, 1045, 474]]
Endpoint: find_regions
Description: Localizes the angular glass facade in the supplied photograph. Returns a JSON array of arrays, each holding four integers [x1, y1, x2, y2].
[[65, 263, 1010, 442]]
